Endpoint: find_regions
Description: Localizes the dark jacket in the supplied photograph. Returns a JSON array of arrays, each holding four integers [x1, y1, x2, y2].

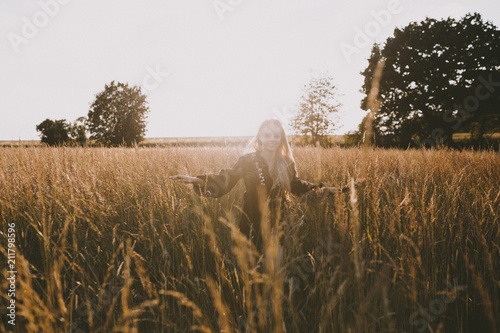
[[194, 151, 317, 248]]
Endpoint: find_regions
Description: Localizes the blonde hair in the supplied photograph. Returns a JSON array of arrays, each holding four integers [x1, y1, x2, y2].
[[246, 119, 297, 192]]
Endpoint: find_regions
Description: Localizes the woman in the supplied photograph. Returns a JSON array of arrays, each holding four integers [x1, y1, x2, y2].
[[170, 119, 348, 251]]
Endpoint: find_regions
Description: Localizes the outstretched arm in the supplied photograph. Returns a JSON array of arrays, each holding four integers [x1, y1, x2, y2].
[[317, 185, 350, 195], [170, 155, 245, 198], [315, 179, 366, 196], [170, 175, 205, 187], [288, 161, 358, 196]]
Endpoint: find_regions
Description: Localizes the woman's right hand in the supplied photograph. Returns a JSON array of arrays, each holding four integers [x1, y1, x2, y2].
[[169, 175, 205, 186]]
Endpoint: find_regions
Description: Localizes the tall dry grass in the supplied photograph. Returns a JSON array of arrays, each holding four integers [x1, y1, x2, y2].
[[0, 145, 499, 332]]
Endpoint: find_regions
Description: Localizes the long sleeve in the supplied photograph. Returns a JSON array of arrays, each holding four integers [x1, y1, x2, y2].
[[193, 156, 245, 198], [288, 161, 317, 195]]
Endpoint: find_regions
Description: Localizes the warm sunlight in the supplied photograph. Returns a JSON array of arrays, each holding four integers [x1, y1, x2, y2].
[[2, 1, 498, 140], [1, 3, 499, 332]]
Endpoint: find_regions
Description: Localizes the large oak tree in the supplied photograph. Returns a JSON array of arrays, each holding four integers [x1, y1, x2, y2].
[[361, 13, 500, 147]]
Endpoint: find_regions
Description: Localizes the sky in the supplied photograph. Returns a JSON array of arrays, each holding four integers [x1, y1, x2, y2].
[[1, 0, 499, 140]]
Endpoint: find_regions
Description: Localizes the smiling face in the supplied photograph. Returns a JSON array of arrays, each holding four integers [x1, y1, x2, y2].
[[258, 125, 282, 154]]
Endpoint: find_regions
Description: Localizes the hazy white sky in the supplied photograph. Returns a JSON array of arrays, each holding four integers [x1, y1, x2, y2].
[[1, 0, 499, 140]]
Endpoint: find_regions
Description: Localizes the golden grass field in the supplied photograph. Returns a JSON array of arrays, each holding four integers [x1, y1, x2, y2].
[[1, 133, 498, 149], [0, 145, 499, 332]]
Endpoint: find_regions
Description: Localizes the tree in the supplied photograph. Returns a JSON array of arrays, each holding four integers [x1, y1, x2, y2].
[[361, 13, 500, 147], [36, 118, 88, 146], [68, 117, 88, 146], [36, 119, 71, 146], [290, 74, 342, 145], [87, 81, 149, 146]]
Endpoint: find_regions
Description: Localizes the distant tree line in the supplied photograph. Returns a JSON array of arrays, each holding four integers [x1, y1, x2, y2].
[[36, 81, 149, 147], [37, 13, 499, 149], [36, 117, 87, 146], [287, 13, 499, 149]]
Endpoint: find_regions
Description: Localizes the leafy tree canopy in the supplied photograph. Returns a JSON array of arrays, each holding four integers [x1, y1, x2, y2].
[[361, 13, 500, 147], [36, 119, 71, 146], [87, 81, 149, 146], [291, 74, 342, 145], [36, 118, 88, 146]]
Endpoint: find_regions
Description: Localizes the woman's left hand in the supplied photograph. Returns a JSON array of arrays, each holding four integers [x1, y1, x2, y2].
[[313, 179, 366, 196], [316, 186, 346, 195]]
